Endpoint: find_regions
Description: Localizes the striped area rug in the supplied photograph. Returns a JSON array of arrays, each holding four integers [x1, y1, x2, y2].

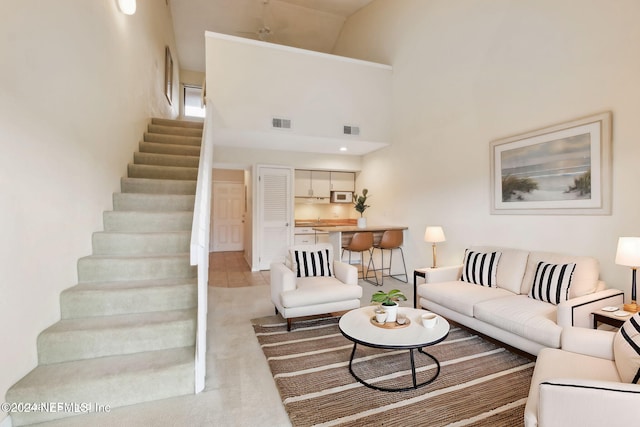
[[252, 315, 534, 427]]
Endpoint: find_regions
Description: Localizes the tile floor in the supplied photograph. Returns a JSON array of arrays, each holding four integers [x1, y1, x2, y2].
[[208, 251, 270, 288]]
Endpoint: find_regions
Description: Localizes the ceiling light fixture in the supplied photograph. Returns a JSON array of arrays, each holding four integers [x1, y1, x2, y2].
[[117, 0, 137, 15], [339, 147, 347, 152]]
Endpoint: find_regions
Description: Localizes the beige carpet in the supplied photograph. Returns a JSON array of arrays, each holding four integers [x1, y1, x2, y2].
[[253, 315, 534, 427]]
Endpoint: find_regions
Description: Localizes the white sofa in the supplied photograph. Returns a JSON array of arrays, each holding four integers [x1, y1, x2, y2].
[[524, 326, 640, 427], [415, 246, 624, 355], [270, 243, 362, 330]]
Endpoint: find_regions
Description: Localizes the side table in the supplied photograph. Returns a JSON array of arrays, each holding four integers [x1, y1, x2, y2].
[[413, 267, 430, 308], [592, 309, 632, 329]]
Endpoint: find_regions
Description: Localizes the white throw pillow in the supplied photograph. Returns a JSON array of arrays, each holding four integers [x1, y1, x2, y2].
[[614, 313, 640, 384], [521, 251, 598, 297], [461, 250, 501, 288], [470, 246, 529, 294], [292, 249, 333, 278], [528, 262, 575, 305]]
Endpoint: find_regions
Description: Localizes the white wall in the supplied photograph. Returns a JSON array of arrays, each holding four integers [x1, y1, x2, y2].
[[333, 0, 640, 298], [213, 145, 362, 172], [0, 0, 178, 420], [180, 69, 206, 87], [205, 32, 392, 155]]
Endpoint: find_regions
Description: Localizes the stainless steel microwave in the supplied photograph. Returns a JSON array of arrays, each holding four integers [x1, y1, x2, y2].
[[330, 191, 353, 203]]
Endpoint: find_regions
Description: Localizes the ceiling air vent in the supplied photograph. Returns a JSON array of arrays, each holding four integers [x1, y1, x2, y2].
[[343, 125, 360, 136], [272, 117, 292, 129]]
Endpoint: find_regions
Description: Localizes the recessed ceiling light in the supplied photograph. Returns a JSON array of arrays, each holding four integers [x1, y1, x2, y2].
[[339, 147, 347, 152]]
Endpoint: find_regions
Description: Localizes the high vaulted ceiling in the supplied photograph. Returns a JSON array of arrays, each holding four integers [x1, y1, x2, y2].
[[169, 0, 374, 72]]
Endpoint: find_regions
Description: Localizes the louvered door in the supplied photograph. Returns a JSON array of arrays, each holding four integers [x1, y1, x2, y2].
[[257, 166, 293, 270]]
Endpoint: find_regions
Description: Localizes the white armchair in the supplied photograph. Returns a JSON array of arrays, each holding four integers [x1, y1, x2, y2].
[[270, 243, 362, 331], [524, 326, 640, 427]]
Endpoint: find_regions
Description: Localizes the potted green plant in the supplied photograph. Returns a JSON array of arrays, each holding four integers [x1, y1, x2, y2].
[[353, 188, 370, 228], [371, 289, 407, 322]]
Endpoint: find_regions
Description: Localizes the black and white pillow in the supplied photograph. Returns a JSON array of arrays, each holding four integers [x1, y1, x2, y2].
[[461, 250, 501, 287], [293, 249, 333, 278], [614, 313, 640, 384], [529, 262, 575, 305]]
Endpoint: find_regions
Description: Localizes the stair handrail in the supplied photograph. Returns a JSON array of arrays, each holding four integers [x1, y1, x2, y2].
[[190, 98, 213, 394]]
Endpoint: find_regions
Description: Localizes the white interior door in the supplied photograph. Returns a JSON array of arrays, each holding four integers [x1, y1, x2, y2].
[[258, 166, 293, 270], [211, 182, 244, 252]]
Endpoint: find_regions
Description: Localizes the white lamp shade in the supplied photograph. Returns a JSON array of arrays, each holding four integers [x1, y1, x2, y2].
[[424, 226, 446, 243], [117, 0, 136, 15], [615, 237, 640, 267]]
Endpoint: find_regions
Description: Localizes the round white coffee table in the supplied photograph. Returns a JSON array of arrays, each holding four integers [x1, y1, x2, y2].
[[339, 306, 449, 392]]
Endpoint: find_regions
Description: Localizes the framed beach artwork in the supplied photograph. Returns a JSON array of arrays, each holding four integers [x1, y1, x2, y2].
[[490, 112, 612, 215]]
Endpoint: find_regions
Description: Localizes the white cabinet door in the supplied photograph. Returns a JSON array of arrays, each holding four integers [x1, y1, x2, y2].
[[258, 166, 293, 270], [330, 172, 355, 192], [294, 235, 315, 245], [294, 169, 312, 197], [294, 169, 331, 198], [311, 171, 331, 198]]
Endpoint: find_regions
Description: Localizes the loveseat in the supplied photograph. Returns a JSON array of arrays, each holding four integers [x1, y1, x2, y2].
[[524, 324, 640, 426], [415, 246, 624, 355]]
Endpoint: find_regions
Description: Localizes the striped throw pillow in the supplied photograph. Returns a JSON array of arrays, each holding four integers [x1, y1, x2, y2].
[[461, 250, 501, 287], [529, 262, 575, 305], [614, 313, 640, 383], [293, 249, 333, 278]]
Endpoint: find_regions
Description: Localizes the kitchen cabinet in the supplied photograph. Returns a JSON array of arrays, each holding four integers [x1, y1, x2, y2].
[[294, 170, 331, 198], [294, 234, 316, 245], [330, 172, 355, 192], [294, 226, 329, 245]]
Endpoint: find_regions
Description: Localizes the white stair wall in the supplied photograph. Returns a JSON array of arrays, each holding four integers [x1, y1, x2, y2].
[[5, 118, 204, 426]]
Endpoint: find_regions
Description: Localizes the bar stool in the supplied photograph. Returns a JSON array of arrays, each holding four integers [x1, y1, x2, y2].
[[369, 229, 408, 284], [341, 232, 379, 285]]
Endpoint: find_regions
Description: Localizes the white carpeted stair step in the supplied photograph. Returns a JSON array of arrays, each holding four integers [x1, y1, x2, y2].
[[134, 151, 200, 168], [144, 132, 201, 146], [128, 163, 198, 181], [139, 140, 201, 157], [121, 177, 196, 195], [103, 211, 193, 232], [60, 278, 197, 318], [37, 309, 196, 364], [147, 124, 203, 138], [92, 231, 190, 255], [77, 254, 196, 283], [6, 118, 202, 426], [113, 193, 195, 211], [151, 118, 203, 129], [6, 346, 195, 426]]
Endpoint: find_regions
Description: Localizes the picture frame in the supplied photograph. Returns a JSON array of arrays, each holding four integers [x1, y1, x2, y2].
[[490, 111, 612, 215], [164, 46, 173, 105]]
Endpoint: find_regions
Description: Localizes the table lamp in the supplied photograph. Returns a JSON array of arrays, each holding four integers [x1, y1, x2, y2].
[[424, 226, 446, 268], [615, 237, 640, 313]]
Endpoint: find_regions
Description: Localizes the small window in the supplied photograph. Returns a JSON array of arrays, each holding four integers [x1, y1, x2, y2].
[[184, 85, 205, 118]]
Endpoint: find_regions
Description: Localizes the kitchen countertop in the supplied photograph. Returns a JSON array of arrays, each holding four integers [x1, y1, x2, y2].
[[312, 225, 408, 232], [295, 219, 356, 227]]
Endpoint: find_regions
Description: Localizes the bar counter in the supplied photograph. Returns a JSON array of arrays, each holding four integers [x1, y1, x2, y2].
[[312, 225, 408, 261]]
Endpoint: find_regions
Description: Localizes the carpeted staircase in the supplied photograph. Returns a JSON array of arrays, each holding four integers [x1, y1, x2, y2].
[[6, 118, 204, 426]]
